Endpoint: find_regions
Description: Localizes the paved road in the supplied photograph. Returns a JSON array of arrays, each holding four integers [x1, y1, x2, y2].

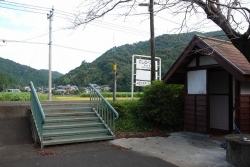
[[0, 142, 177, 167]]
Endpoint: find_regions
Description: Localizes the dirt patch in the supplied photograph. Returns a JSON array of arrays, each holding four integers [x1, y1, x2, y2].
[[115, 129, 169, 139], [38, 149, 60, 156], [110, 144, 132, 150]]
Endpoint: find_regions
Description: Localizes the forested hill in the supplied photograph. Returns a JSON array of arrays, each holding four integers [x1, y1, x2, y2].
[[55, 30, 227, 91], [0, 57, 63, 90]]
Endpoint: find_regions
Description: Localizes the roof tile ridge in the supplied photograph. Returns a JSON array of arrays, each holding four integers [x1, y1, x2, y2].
[[196, 34, 232, 44], [197, 36, 246, 75]]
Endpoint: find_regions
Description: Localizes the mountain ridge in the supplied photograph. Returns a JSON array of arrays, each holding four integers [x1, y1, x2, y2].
[[0, 57, 63, 90], [54, 30, 227, 91]]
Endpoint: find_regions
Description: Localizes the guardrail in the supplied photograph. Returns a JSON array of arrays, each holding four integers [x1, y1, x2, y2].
[[89, 84, 119, 134], [30, 81, 45, 144]]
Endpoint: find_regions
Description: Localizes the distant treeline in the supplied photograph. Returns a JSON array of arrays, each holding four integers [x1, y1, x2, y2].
[[55, 30, 226, 92]]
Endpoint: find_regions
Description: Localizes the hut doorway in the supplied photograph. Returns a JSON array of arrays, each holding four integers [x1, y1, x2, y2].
[[208, 70, 232, 134]]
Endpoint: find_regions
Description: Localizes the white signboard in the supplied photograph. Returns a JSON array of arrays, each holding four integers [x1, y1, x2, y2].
[[136, 70, 150, 80], [136, 59, 158, 70], [136, 81, 151, 87], [136, 70, 158, 80], [131, 55, 161, 98]]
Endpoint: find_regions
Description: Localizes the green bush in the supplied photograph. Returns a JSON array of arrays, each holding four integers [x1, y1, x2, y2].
[[111, 100, 150, 131], [110, 101, 127, 118], [80, 92, 89, 97], [134, 80, 184, 130]]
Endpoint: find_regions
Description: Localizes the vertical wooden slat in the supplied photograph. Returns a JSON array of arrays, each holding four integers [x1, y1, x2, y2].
[[239, 95, 250, 133], [229, 74, 233, 132]]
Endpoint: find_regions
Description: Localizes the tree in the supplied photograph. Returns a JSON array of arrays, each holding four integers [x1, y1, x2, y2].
[[73, 0, 250, 61]]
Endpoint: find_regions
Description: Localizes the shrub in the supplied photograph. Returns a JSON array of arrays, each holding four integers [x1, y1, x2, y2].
[[110, 101, 127, 118], [111, 100, 150, 131], [80, 92, 89, 97], [134, 80, 184, 130]]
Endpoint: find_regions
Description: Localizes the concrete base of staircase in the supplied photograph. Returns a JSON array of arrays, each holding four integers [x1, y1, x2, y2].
[[0, 101, 91, 147], [0, 117, 33, 147]]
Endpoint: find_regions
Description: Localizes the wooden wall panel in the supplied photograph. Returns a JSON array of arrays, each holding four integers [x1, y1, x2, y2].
[[196, 95, 207, 133], [185, 95, 195, 132], [239, 95, 250, 133], [184, 94, 207, 134]]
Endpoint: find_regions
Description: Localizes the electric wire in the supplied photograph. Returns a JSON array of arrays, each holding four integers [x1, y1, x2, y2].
[[3, 0, 50, 10], [16, 45, 40, 88], [19, 26, 72, 42], [0, 1, 150, 37], [1, 1, 49, 12], [15, 25, 49, 88], [0, 5, 47, 14], [0, 39, 102, 54]]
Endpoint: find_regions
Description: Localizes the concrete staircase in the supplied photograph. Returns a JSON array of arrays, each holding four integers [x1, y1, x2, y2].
[[40, 103, 114, 147]]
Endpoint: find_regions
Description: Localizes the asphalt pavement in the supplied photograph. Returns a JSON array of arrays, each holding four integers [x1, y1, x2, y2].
[[0, 101, 233, 167], [0, 101, 176, 167], [0, 141, 176, 167], [111, 132, 234, 167], [0, 132, 235, 167]]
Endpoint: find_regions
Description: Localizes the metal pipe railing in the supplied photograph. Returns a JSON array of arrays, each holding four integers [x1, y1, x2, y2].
[[89, 84, 119, 133], [30, 81, 45, 142]]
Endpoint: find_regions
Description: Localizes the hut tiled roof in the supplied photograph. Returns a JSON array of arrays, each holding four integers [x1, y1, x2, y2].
[[162, 35, 250, 84]]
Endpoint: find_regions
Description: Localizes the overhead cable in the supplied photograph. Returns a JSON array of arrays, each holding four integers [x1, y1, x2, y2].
[[0, 39, 102, 54]]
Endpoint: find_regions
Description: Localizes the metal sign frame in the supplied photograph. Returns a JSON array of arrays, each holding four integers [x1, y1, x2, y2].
[[131, 54, 161, 98]]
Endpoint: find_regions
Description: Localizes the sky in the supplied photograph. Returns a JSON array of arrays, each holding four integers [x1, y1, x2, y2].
[[0, 0, 243, 74]]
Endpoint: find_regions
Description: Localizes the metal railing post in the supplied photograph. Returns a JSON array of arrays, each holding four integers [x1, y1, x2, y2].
[[89, 83, 119, 135]]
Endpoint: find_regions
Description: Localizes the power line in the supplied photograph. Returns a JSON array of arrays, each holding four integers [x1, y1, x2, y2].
[[3, 0, 50, 10], [54, 14, 150, 37], [53, 44, 102, 54], [1, 1, 49, 12], [1, 39, 47, 45], [0, 5, 47, 14], [0, 1, 151, 37], [0, 39, 102, 54], [19, 26, 75, 42]]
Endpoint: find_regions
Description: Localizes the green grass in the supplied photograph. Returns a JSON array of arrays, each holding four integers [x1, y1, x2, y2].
[[52, 96, 137, 101], [0, 92, 138, 101], [0, 92, 47, 101], [52, 96, 89, 101]]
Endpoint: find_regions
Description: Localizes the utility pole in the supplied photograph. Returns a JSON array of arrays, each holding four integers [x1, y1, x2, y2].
[[149, 0, 155, 82], [139, 0, 156, 83], [47, 7, 54, 101]]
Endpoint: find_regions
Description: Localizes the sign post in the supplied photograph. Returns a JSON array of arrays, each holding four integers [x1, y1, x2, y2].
[[113, 63, 117, 101], [131, 54, 161, 98]]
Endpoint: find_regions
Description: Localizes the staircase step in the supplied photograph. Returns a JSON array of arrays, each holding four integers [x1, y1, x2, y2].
[[42, 103, 90, 108], [43, 107, 93, 113], [43, 135, 114, 146], [45, 111, 96, 118], [43, 122, 104, 130], [43, 128, 110, 138], [45, 117, 99, 123]]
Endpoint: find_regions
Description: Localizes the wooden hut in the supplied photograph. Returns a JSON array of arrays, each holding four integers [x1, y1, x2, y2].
[[162, 35, 250, 134]]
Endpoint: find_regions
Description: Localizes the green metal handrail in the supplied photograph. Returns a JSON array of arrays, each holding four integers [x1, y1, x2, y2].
[[30, 81, 45, 143], [89, 84, 119, 134]]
